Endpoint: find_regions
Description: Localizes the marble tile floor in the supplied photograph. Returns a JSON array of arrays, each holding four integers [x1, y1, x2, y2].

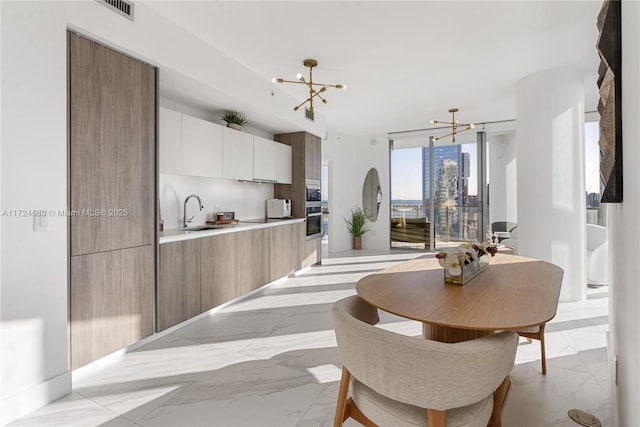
[[8, 252, 611, 427]]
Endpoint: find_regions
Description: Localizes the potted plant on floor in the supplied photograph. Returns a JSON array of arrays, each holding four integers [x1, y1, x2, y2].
[[345, 207, 371, 250], [221, 111, 248, 130]]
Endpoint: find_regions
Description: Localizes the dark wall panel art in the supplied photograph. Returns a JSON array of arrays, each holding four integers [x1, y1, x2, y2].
[[597, 0, 622, 203]]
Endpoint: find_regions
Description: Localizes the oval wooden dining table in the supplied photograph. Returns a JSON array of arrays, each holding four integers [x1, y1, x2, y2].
[[356, 253, 564, 342]]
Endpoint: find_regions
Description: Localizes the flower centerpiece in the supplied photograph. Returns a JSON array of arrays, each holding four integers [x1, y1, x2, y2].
[[436, 242, 498, 285]]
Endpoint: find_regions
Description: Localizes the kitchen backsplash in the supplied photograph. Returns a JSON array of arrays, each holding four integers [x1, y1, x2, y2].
[[159, 173, 274, 229]]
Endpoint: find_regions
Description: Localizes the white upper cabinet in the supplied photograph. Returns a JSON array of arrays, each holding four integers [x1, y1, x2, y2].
[[222, 126, 254, 181], [253, 136, 278, 182], [181, 115, 223, 178], [160, 108, 284, 183], [159, 107, 182, 175], [276, 143, 292, 184]]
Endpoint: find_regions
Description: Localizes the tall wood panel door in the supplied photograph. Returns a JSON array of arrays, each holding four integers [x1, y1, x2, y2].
[[69, 32, 155, 256], [69, 32, 156, 369]]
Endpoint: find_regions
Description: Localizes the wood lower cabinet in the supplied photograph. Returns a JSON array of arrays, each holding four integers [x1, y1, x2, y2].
[[303, 237, 321, 268], [158, 240, 201, 331], [200, 229, 270, 312], [270, 224, 294, 281], [200, 233, 236, 312], [160, 223, 307, 330], [292, 221, 320, 269], [238, 229, 270, 294], [70, 245, 154, 369]]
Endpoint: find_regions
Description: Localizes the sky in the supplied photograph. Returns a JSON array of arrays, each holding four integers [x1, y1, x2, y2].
[[391, 122, 602, 201]]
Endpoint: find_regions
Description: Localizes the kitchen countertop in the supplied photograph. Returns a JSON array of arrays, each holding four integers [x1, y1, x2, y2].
[[159, 217, 305, 244]]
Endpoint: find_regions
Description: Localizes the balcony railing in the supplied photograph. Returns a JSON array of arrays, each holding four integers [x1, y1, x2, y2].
[[391, 204, 480, 247]]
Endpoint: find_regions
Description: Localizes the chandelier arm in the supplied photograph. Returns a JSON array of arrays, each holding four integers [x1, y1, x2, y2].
[[307, 81, 343, 88], [293, 97, 312, 111], [312, 90, 327, 103], [276, 79, 306, 85], [299, 76, 316, 92], [432, 125, 475, 141]]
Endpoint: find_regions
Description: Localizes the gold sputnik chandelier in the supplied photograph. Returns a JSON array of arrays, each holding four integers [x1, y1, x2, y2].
[[431, 108, 475, 143], [272, 59, 346, 113]]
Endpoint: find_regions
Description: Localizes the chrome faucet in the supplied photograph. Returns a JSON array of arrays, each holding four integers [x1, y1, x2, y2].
[[183, 194, 204, 228]]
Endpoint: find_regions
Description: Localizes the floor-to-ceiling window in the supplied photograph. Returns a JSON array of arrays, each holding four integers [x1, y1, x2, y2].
[[585, 121, 604, 225], [390, 133, 487, 250], [390, 144, 427, 249], [428, 140, 481, 248]]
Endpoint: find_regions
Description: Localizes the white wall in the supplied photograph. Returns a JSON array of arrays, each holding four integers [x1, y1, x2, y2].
[[1, 4, 71, 424], [516, 67, 586, 302], [323, 133, 390, 253], [609, 2, 640, 425], [488, 133, 517, 226], [0, 2, 309, 424], [160, 175, 274, 229]]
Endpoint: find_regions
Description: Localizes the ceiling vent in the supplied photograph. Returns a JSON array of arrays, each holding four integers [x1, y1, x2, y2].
[[96, 0, 134, 21], [305, 108, 315, 122]]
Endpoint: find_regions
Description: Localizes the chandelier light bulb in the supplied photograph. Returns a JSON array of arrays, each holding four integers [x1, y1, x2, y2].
[[296, 73, 303, 80]]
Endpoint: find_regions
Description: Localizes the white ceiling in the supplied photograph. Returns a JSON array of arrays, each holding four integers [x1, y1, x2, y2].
[[146, 1, 602, 137]]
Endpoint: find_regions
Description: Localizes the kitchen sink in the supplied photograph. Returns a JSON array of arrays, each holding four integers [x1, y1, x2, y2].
[[181, 222, 238, 231], [182, 225, 212, 231]]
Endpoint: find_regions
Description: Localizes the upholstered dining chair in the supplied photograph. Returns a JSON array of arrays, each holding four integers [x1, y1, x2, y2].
[[332, 295, 519, 427]]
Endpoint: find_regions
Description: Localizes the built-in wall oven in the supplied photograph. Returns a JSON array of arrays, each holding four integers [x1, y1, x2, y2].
[[305, 179, 321, 203], [305, 179, 322, 239], [306, 203, 322, 239]]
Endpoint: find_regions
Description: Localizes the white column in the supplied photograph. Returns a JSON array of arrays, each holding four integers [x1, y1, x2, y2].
[[489, 133, 517, 225], [516, 67, 586, 302]]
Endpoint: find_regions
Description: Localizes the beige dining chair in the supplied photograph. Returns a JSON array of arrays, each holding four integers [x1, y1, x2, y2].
[[332, 295, 519, 427], [516, 323, 547, 375]]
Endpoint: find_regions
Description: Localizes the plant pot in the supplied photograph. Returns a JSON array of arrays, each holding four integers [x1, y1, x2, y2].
[[353, 236, 362, 250], [226, 122, 243, 131]]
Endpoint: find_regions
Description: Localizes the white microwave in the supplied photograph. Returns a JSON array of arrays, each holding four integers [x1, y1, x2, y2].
[[267, 199, 292, 218]]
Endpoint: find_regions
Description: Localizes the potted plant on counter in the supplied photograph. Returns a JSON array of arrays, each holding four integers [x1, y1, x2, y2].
[[345, 207, 371, 250], [221, 110, 248, 130]]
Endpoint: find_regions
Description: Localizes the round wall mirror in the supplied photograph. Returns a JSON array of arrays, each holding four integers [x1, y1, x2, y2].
[[362, 168, 382, 222]]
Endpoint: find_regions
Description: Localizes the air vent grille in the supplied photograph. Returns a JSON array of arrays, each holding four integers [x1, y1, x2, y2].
[[97, 0, 134, 21], [305, 108, 315, 122]]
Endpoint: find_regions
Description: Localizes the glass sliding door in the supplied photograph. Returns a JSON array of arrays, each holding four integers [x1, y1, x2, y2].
[[390, 143, 430, 250], [389, 132, 489, 251], [430, 139, 483, 249]]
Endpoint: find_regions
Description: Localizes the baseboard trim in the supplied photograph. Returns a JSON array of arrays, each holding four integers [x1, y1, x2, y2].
[[0, 370, 71, 426]]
